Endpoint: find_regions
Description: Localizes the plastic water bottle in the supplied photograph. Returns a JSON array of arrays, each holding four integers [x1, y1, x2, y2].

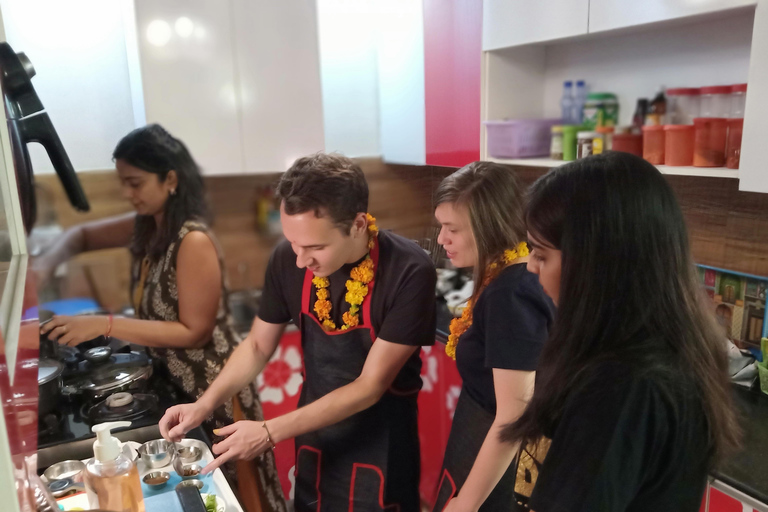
[[572, 80, 587, 125], [561, 81, 574, 124]]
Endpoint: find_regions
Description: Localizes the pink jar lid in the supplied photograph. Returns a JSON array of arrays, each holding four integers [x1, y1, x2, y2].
[[731, 83, 747, 93], [641, 125, 665, 132], [700, 85, 731, 95], [666, 88, 700, 96], [664, 125, 694, 132]]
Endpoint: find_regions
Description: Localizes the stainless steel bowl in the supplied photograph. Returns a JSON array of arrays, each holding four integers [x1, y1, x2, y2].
[[176, 445, 203, 463], [178, 463, 202, 479], [142, 471, 170, 489], [175, 479, 204, 491], [43, 460, 86, 483], [138, 439, 174, 468]]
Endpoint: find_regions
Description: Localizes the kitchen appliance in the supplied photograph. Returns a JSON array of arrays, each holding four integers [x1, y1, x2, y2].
[[37, 358, 63, 417], [0, 42, 89, 232]]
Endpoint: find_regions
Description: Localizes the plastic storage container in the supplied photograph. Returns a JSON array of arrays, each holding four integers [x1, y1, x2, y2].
[[484, 119, 561, 158], [612, 132, 643, 157], [642, 125, 665, 165], [550, 125, 564, 160], [562, 125, 581, 161], [730, 83, 747, 118], [725, 118, 743, 169], [666, 88, 700, 125], [594, 126, 614, 154], [577, 131, 597, 159], [699, 86, 731, 118], [693, 117, 728, 167], [582, 93, 619, 129], [664, 125, 695, 166]]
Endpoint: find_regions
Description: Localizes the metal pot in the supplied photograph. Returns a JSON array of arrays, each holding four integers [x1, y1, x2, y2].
[[62, 346, 154, 401], [38, 359, 64, 418]]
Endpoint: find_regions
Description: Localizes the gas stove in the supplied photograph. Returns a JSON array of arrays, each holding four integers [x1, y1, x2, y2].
[[36, 374, 186, 470]]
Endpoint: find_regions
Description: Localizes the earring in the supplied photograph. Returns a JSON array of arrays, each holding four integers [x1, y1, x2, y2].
[[170, 189, 176, 196]]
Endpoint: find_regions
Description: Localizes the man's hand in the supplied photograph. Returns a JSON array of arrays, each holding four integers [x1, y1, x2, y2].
[[159, 402, 211, 442], [201, 420, 274, 474]]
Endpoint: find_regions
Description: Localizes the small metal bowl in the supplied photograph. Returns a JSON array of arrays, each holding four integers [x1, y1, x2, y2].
[[178, 464, 202, 479], [138, 439, 174, 468], [176, 445, 203, 463], [175, 479, 204, 491], [43, 460, 86, 483], [142, 471, 170, 489]]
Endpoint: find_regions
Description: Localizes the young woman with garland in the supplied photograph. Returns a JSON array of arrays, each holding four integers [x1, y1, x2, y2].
[[431, 161, 555, 512]]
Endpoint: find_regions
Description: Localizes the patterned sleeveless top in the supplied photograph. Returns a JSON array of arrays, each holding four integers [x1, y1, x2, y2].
[[130, 220, 285, 511]]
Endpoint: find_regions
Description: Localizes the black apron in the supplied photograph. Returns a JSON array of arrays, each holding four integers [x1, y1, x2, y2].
[[431, 388, 518, 512], [294, 238, 421, 512]]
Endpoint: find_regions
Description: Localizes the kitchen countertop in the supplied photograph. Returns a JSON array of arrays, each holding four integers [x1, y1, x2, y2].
[[714, 385, 768, 504], [433, 298, 768, 505]]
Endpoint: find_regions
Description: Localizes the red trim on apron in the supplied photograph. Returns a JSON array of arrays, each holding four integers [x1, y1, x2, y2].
[[296, 445, 323, 512], [300, 236, 380, 342], [349, 463, 401, 512], [436, 470, 457, 512]]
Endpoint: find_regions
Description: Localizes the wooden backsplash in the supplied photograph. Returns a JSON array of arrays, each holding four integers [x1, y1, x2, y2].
[[35, 159, 768, 310]]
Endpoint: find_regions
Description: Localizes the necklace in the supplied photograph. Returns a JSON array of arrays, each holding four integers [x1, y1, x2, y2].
[[312, 213, 379, 332], [445, 242, 529, 359]]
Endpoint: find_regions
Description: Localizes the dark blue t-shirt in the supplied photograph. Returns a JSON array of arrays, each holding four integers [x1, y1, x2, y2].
[[455, 263, 555, 414]]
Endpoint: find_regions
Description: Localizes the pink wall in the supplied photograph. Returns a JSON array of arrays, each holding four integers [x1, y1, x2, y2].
[[423, 0, 482, 167]]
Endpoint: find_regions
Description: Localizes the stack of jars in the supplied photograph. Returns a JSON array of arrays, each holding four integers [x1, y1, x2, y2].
[[640, 84, 746, 169]]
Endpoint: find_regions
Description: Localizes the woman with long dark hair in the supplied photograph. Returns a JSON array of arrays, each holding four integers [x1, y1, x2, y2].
[[37, 124, 286, 511], [503, 151, 740, 511], [431, 162, 554, 511]]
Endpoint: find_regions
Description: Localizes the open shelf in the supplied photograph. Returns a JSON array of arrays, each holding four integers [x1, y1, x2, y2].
[[487, 157, 740, 179]]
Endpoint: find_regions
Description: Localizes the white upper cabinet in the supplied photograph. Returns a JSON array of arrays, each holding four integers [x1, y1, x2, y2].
[[738, 0, 768, 193], [482, 0, 589, 50], [134, 0, 244, 175], [231, 0, 324, 173], [588, 0, 757, 33], [135, 0, 324, 175]]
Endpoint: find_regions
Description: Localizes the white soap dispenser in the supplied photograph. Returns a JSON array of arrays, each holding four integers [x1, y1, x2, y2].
[[84, 421, 146, 512]]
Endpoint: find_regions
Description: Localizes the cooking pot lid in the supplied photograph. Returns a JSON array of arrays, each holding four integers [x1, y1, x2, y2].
[[38, 359, 64, 385], [76, 364, 152, 393]]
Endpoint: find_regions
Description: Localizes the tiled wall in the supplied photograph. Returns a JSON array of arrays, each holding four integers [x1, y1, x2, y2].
[[35, 160, 768, 310]]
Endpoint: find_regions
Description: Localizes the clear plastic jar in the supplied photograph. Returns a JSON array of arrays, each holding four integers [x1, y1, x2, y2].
[[612, 131, 643, 157], [550, 125, 564, 160], [664, 125, 695, 166], [693, 117, 728, 167], [577, 131, 597, 159], [726, 118, 743, 169], [642, 125, 665, 165], [730, 83, 747, 119], [594, 126, 614, 154], [699, 86, 731, 118], [666, 88, 700, 125]]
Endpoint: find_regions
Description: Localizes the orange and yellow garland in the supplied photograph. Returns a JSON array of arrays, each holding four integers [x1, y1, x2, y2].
[[312, 213, 379, 332], [445, 241, 529, 359]]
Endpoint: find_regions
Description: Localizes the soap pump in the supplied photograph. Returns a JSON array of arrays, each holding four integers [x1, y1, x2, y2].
[[84, 421, 146, 512]]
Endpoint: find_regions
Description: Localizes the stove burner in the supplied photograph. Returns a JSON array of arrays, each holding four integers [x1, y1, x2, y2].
[[106, 392, 134, 408], [85, 392, 158, 424]]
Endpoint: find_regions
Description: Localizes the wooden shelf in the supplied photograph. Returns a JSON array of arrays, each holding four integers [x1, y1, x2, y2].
[[487, 157, 740, 179]]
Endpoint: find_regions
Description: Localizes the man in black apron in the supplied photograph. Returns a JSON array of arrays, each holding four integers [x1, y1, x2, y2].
[[159, 153, 436, 512]]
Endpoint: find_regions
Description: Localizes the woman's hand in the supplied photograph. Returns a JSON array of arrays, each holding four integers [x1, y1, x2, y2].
[[201, 420, 275, 474], [40, 315, 109, 346]]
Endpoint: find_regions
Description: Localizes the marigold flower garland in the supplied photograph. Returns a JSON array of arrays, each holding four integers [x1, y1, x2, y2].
[[445, 241, 530, 359], [312, 214, 378, 332]]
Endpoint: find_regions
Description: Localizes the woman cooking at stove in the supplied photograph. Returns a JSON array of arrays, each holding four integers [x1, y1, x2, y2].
[[36, 124, 286, 512]]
